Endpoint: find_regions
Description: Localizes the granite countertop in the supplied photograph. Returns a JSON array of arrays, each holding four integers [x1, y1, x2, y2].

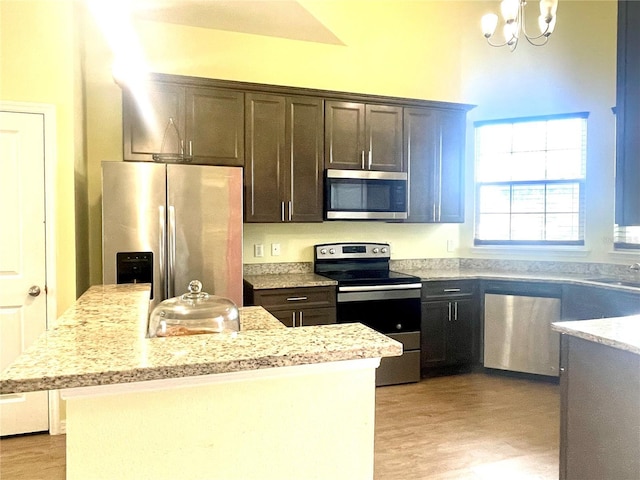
[[0, 284, 401, 395], [243, 267, 640, 293], [552, 316, 640, 356]]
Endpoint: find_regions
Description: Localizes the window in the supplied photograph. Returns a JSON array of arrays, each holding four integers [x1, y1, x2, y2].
[[474, 113, 587, 246], [615, 226, 640, 250]]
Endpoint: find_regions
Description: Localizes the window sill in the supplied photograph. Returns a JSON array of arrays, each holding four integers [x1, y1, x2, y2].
[[470, 245, 591, 257]]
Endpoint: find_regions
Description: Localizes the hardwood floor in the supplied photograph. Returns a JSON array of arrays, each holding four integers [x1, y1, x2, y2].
[[0, 372, 558, 479], [374, 372, 560, 479]]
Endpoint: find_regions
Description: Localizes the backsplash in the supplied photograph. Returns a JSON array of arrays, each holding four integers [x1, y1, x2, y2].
[[244, 258, 640, 278]]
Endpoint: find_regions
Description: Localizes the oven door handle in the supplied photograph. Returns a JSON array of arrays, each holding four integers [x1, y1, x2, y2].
[[338, 283, 422, 292], [338, 287, 421, 303]]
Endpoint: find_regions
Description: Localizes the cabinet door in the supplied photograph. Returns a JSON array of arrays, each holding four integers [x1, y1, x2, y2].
[[421, 300, 448, 368], [244, 93, 286, 222], [404, 107, 465, 223], [185, 87, 244, 166], [437, 109, 466, 223], [366, 104, 403, 172], [448, 298, 475, 365], [324, 101, 366, 170], [615, 0, 640, 226], [404, 107, 438, 222], [123, 82, 185, 161], [286, 97, 324, 222], [298, 307, 337, 326]]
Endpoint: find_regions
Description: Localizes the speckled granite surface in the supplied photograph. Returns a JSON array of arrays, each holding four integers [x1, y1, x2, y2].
[[552, 316, 640, 356], [244, 273, 337, 289], [0, 284, 401, 395]]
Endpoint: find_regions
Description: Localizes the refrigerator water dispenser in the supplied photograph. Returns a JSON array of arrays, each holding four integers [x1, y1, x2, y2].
[[116, 252, 153, 298]]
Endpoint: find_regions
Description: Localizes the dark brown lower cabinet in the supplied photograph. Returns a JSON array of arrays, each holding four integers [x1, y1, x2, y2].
[[421, 298, 475, 371], [244, 285, 336, 328], [559, 334, 640, 479], [562, 284, 640, 320], [271, 307, 336, 328], [420, 281, 478, 374]]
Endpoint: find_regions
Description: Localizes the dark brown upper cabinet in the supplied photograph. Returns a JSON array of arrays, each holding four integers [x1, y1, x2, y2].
[[122, 82, 244, 166], [325, 101, 404, 172], [244, 93, 324, 223], [615, 0, 640, 226], [403, 107, 467, 223]]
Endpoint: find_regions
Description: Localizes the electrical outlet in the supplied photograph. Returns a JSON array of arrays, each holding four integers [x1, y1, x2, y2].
[[271, 243, 281, 256], [254, 244, 264, 257]]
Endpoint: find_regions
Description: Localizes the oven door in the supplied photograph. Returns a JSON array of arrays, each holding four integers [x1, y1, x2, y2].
[[336, 284, 421, 333]]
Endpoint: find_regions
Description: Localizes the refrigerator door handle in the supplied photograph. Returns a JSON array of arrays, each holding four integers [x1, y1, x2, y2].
[[159, 206, 167, 299], [168, 205, 177, 298]]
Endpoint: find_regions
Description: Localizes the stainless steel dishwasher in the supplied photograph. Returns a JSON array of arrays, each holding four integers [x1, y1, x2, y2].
[[483, 281, 562, 377]]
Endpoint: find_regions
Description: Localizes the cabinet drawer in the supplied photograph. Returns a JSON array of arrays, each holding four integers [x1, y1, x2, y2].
[[421, 280, 476, 300], [252, 286, 336, 310]]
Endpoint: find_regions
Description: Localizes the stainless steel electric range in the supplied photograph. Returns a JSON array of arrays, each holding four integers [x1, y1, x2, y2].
[[314, 242, 421, 386]]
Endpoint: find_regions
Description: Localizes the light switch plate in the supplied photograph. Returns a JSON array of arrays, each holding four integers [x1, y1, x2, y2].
[[254, 244, 264, 257]]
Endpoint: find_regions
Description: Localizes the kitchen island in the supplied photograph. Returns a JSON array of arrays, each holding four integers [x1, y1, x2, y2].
[[0, 284, 402, 480], [552, 316, 640, 480]]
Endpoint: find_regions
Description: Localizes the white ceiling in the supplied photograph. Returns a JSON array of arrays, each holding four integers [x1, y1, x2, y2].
[[130, 0, 344, 45]]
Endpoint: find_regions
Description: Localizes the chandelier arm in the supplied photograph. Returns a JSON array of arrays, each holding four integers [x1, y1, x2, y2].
[[485, 36, 513, 48], [519, 0, 553, 42], [524, 35, 550, 47]]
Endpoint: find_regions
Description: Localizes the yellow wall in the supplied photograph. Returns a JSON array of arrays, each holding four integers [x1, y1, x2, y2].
[[7, 1, 622, 296], [0, 0, 80, 315], [82, 0, 621, 275]]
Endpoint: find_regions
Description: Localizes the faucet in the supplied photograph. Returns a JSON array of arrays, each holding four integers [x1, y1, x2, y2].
[[630, 263, 640, 273]]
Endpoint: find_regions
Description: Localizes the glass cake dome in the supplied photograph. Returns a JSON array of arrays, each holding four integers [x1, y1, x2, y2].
[[148, 280, 240, 337]]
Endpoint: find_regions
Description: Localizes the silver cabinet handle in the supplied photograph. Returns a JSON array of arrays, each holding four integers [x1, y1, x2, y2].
[[291, 312, 296, 328], [448, 302, 452, 321], [454, 301, 458, 321], [288, 201, 292, 221], [286, 296, 308, 302], [189, 140, 193, 157], [28, 286, 41, 297], [443, 288, 461, 293], [281, 202, 285, 222], [299, 310, 303, 327], [368, 150, 372, 169], [361, 150, 365, 169]]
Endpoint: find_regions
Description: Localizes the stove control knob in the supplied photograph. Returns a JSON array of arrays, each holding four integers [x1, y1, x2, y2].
[[381, 247, 388, 254], [372, 247, 379, 254], [329, 248, 336, 254], [396, 323, 402, 330], [320, 248, 327, 255]]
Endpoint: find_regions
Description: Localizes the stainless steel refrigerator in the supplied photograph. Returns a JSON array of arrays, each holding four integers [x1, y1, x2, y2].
[[102, 161, 243, 311]]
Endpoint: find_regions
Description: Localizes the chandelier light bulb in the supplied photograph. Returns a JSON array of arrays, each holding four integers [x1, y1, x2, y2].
[[500, 0, 520, 23], [482, 13, 499, 38], [482, 0, 558, 50], [504, 22, 518, 45], [539, 0, 559, 19]]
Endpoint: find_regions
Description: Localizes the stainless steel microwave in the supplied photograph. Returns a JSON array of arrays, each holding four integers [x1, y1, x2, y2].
[[324, 169, 408, 220]]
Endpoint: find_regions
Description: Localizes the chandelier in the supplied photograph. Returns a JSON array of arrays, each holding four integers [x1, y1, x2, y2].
[[481, 0, 558, 51]]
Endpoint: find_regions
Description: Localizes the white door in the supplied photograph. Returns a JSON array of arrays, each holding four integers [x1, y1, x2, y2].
[[0, 111, 49, 436]]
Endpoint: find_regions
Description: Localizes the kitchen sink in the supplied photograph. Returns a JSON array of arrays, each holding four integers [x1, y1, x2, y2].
[[586, 277, 640, 288]]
